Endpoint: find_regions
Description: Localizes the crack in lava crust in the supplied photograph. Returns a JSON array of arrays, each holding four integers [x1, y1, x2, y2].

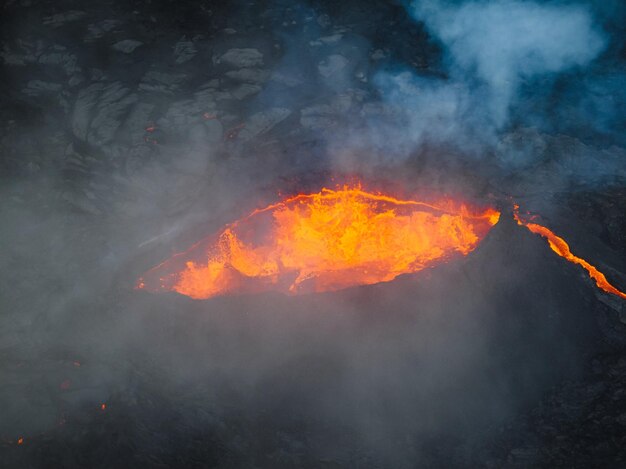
[[514, 207, 626, 300]]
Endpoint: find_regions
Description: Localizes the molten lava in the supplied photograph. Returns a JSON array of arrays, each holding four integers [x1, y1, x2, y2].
[[137, 186, 500, 299], [514, 207, 626, 300]]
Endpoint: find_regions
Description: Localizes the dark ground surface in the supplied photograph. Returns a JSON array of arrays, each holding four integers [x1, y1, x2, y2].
[[1, 0, 625, 467]]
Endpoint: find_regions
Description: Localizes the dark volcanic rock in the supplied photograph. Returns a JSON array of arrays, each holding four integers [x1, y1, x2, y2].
[[0, 0, 625, 468]]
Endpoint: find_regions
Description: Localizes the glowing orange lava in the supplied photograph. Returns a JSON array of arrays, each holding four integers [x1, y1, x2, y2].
[[137, 186, 500, 299], [514, 207, 626, 300]]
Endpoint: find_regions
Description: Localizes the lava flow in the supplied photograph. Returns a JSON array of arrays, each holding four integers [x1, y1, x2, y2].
[[137, 186, 500, 299], [514, 207, 626, 300]]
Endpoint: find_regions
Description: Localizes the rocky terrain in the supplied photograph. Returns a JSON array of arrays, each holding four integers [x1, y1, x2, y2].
[[1, 0, 625, 467]]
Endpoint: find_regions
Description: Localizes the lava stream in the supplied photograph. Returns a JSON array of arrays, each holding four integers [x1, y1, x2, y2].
[[514, 208, 626, 300], [137, 186, 500, 299]]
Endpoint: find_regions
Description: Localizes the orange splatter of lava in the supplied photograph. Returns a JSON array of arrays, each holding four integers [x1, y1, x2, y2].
[[17, 437, 24, 445], [137, 185, 500, 299], [514, 208, 626, 300], [101, 403, 106, 411]]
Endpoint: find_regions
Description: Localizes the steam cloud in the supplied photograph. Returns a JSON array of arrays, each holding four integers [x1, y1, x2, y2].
[[411, 0, 606, 127], [337, 0, 622, 183]]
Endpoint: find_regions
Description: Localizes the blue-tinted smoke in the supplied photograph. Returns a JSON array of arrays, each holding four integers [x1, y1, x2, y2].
[[352, 0, 621, 178]]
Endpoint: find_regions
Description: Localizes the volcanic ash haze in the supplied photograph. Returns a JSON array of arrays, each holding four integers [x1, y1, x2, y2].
[[0, 0, 625, 467]]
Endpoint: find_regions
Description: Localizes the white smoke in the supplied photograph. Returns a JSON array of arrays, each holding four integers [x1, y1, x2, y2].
[[357, 0, 609, 165], [411, 0, 607, 127]]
